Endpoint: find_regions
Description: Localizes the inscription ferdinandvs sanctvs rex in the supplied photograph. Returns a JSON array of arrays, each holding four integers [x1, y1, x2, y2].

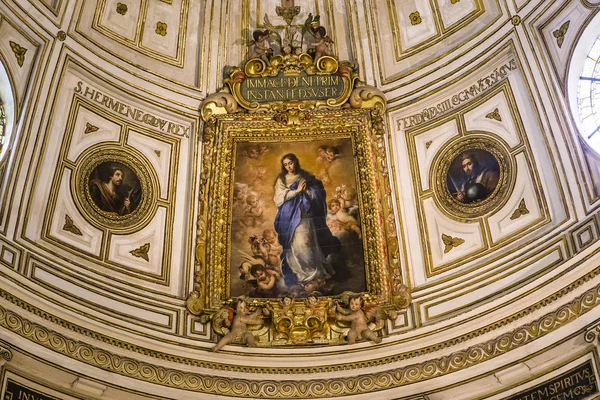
[[397, 59, 518, 130], [240, 72, 345, 103], [504, 359, 598, 400]]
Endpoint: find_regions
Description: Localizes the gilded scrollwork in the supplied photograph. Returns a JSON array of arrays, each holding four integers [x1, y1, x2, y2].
[[348, 82, 387, 111], [0, 344, 12, 363], [200, 90, 239, 122], [2, 282, 600, 396]]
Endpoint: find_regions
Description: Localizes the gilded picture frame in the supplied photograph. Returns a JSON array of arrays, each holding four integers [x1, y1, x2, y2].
[[73, 147, 156, 230], [434, 136, 511, 218], [189, 108, 406, 315]]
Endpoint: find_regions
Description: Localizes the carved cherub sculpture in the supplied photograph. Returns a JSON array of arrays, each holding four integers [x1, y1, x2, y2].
[[212, 298, 265, 352], [310, 26, 334, 61], [279, 295, 295, 316], [248, 29, 273, 63], [335, 293, 382, 344]]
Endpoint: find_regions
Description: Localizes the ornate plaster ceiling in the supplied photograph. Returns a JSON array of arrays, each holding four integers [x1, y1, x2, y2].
[[0, 0, 599, 399]]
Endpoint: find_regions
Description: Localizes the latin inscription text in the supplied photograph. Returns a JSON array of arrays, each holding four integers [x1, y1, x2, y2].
[[240, 73, 344, 103], [74, 81, 190, 137]]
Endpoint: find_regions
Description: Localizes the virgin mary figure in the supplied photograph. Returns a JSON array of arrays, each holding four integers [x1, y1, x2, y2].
[[273, 153, 341, 288]]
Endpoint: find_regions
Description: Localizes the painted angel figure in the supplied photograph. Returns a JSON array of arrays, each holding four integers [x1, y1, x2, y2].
[[335, 293, 383, 344], [212, 298, 265, 352]]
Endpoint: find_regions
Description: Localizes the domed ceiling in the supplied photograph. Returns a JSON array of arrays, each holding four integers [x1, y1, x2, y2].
[[0, 0, 600, 399]]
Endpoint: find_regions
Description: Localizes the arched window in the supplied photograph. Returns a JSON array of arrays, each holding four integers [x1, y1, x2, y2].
[[0, 59, 13, 160], [577, 35, 600, 148], [569, 13, 600, 153]]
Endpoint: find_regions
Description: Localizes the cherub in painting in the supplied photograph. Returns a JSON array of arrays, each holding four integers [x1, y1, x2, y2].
[[250, 264, 282, 297], [244, 194, 265, 226], [327, 199, 361, 238]]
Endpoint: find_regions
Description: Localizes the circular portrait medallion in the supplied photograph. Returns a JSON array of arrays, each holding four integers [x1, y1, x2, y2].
[[74, 148, 155, 230], [435, 137, 511, 218]]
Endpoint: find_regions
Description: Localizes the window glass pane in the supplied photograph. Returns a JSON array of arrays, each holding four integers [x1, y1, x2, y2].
[[577, 35, 600, 147]]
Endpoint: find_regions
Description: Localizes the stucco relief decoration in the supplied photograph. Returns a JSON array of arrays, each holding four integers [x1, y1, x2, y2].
[[434, 136, 511, 218], [9, 41, 27, 67], [73, 147, 156, 230], [188, 2, 410, 350]]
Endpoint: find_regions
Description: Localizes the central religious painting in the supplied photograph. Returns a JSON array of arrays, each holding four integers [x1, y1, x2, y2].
[[187, 3, 411, 348], [230, 138, 366, 298]]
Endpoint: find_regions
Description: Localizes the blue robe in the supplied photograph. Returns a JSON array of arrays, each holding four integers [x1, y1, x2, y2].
[[274, 172, 341, 286]]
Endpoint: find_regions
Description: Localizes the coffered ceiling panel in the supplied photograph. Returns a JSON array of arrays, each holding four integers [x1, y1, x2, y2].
[[19, 54, 198, 308], [372, 0, 501, 85], [1, 0, 600, 399], [74, 0, 203, 88]]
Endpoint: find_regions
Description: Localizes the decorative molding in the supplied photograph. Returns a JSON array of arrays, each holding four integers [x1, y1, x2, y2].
[[442, 234, 465, 253], [425, 141, 432, 149], [0, 262, 599, 374], [511, 15, 521, 26], [57, 31, 67, 41], [485, 108, 502, 121], [0, 344, 12, 363], [552, 21, 570, 49], [62, 215, 82, 236], [9, 41, 27, 67], [1, 283, 599, 396], [409, 12, 422, 26], [116, 3, 128, 15], [84, 122, 99, 134], [200, 91, 239, 122], [155, 22, 167, 36], [584, 322, 600, 344], [510, 199, 529, 220], [130, 243, 150, 262], [154, 150, 161, 157]]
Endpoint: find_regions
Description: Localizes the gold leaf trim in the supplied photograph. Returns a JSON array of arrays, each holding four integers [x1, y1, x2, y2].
[[62, 215, 82, 236], [154, 150, 161, 157], [0, 263, 598, 376], [425, 141, 432, 149], [1, 284, 599, 397], [442, 233, 464, 253], [510, 199, 529, 220], [9, 41, 27, 67], [130, 243, 150, 262]]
